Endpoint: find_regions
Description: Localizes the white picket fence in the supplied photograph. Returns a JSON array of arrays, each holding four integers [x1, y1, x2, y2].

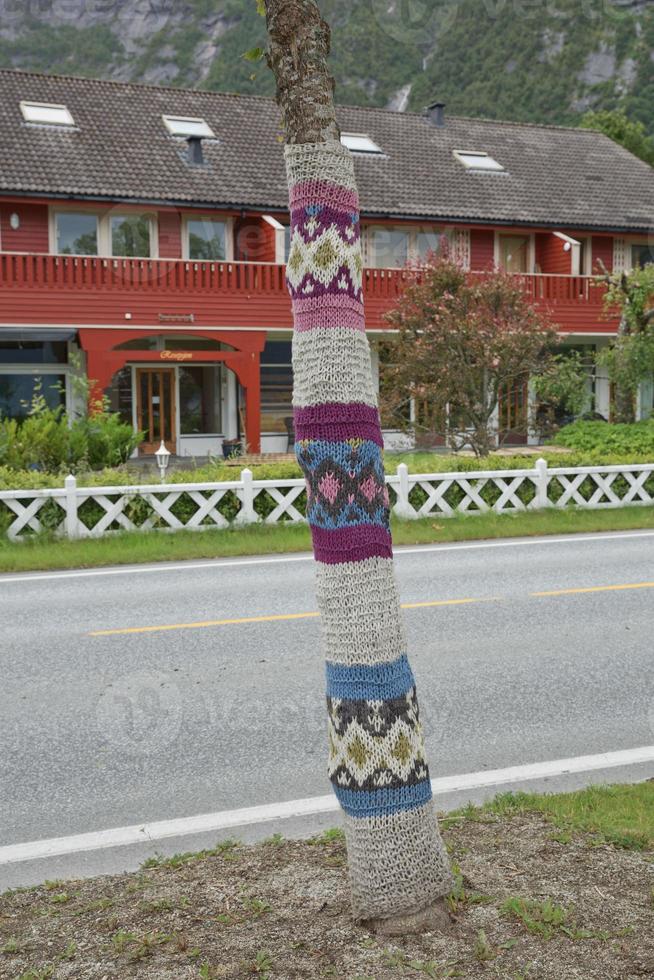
[[1, 458, 653, 541]]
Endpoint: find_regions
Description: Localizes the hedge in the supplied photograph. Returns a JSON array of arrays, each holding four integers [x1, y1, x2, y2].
[[2, 449, 654, 537], [554, 420, 654, 455]]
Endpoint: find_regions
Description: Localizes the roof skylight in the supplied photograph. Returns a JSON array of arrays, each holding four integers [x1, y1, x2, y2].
[[454, 150, 504, 172], [163, 115, 215, 138], [341, 132, 383, 155], [20, 101, 75, 127]]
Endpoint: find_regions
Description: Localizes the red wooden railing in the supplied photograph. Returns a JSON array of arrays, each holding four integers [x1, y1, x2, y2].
[[0, 253, 609, 302], [0, 254, 614, 333], [0, 253, 290, 294]]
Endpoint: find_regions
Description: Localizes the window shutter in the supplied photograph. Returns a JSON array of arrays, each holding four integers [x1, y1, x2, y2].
[[452, 228, 471, 270], [613, 238, 627, 272]]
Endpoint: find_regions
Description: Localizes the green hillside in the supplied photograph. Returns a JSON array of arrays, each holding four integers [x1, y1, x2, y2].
[[0, 0, 652, 135]]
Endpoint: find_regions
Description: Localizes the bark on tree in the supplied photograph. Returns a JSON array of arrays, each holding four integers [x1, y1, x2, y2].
[[263, 0, 453, 932]]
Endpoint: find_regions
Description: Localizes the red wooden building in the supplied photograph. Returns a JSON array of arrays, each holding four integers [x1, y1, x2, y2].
[[0, 70, 652, 453]]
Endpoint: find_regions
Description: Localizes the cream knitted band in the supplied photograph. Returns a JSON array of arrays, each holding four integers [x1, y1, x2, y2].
[[285, 140, 452, 920]]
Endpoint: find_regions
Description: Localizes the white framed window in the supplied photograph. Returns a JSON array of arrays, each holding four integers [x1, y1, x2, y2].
[[50, 207, 159, 258], [54, 212, 99, 256], [20, 101, 75, 127], [341, 133, 384, 155], [110, 213, 155, 258], [630, 242, 654, 269], [364, 225, 450, 268], [182, 215, 233, 261], [163, 115, 215, 138], [454, 150, 504, 172], [495, 232, 535, 273]]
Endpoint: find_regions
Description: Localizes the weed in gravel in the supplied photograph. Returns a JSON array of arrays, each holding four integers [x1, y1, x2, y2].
[[473, 929, 496, 962], [18, 968, 54, 980], [48, 891, 70, 904], [262, 833, 285, 846], [446, 862, 493, 914], [381, 950, 461, 977], [245, 950, 274, 975], [58, 941, 76, 961], [141, 839, 240, 869], [240, 894, 272, 917], [309, 827, 345, 844], [1, 936, 22, 954], [199, 964, 229, 978], [502, 897, 568, 939], [139, 896, 174, 913], [74, 896, 114, 915]]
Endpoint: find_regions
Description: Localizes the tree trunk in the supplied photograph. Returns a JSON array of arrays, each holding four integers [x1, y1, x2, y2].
[[614, 386, 636, 424], [613, 309, 636, 422], [264, 0, 452, 930]]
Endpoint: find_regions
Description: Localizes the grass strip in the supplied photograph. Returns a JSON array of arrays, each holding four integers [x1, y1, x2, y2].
[[443, 782, 654, 850], [1, 504, 653, 573]]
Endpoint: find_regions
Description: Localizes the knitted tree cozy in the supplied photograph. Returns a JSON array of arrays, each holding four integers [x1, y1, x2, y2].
[[285, 139, 453, 921]]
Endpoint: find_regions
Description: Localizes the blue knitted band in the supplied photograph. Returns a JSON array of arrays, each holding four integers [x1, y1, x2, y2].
[[325, 655, 415, 701], [334, 780, 433, 818]]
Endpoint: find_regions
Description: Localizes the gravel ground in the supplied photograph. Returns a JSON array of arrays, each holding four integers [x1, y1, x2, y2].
[[1, 812, 653, 980]]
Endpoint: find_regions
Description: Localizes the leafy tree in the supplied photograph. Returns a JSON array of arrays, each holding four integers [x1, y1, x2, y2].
[[596, 263, 654, 423], [581, 109, 654, 167], [531, 350, 592, 439], [382, 258, 557, 456]]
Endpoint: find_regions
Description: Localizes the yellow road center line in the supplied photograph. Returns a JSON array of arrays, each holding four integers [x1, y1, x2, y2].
[[89, 596, 497, 637], [532, 581, 654, 598], [402, 596, 501, 609]]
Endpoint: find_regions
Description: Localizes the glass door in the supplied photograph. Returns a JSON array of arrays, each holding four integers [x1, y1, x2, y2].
[[499, 235, 530, 274], [136, 368, 176, 454], [499, 377, 529, 445]]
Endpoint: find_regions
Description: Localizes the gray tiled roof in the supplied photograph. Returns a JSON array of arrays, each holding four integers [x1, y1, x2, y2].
[[0, 69, 652, 232]]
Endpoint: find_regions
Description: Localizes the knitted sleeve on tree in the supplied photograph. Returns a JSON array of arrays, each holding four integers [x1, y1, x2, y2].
[[285, 140, 452, 920]]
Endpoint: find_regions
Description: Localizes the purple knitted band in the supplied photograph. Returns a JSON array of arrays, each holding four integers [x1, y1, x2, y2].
[[293, 296, 365, 332], [294, 403, 383, 446], [290, 179, 359, 212], [312, 524, 393, 564]]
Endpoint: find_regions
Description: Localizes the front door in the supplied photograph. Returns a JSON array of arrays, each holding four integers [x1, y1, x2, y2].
[[499, 378, 529, 445], [136, 367, 176, 454]]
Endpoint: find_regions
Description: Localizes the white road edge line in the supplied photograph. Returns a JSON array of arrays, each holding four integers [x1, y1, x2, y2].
[[2, 744, 653, 867], [2, 529, 654, 585]]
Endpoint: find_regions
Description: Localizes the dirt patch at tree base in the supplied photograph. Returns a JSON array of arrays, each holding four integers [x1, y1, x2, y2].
[[1, 813, 653, 979]]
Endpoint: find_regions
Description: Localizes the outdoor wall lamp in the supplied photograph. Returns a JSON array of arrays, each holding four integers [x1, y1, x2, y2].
[[155, 440, 171, 483]]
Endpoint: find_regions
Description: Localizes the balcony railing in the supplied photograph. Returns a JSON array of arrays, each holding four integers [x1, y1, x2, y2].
[[0, 253, 612, 332]]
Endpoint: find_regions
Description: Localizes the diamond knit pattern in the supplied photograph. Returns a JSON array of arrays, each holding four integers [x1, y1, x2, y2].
[[297, 438, 389, 529]]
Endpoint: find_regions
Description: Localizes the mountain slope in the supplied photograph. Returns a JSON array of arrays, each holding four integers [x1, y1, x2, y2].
[[0, 0, 652, 134]]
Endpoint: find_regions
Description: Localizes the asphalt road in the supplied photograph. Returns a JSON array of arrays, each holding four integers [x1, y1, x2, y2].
[[1, 529, 654, 886]]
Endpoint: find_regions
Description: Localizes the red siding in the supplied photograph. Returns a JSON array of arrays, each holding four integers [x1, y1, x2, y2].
[[0, 203, 49, 253], [158, 211, 182, 259], [234, 217, 276, 262], [591, 236, 613, 274], [469, 229, 495, 270], [535, 233, 572, 274]]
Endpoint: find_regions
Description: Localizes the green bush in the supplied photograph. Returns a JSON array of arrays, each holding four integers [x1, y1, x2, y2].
[[554, 420, 654, 456], [0, 393, 142, 473], [76, 413, 143, 469]]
